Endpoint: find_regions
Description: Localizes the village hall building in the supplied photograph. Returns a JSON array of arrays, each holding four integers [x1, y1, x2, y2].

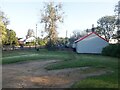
[[73, 32, 109, 54]]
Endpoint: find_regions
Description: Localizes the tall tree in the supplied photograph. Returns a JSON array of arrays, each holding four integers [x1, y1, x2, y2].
[[97, 16, 115, 40], [69, 30, 86, 48], [0, 10, 9, 26], [0, 10, 9, 45], [0, 21, 6, 45], [114, 0, 120, 42], [26, 29, 35, 38], [40, 1, 64, 48], [5, 29, 17, 46], [72, 30, 86, 40]]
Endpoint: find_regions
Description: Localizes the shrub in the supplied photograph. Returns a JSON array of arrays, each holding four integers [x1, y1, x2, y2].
[[45, 41, 58, 51], [102, 44, 120, 58]]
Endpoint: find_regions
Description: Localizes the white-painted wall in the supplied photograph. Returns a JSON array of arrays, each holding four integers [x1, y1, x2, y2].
[[76, 33, 109, 54], [109, 38, 118, 44]]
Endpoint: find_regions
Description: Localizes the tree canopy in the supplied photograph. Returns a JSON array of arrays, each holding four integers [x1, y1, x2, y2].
[[0, 21, 6, 45], [114, 0, 120, 40], [26, 29, 35, 38], [40, 1, 64, 49], [0, 10, 9, 26], [0, 10, 8, 45], [97, 16, 115, 40], [0, 10, 18, 47], [5, 29, 18, 45]]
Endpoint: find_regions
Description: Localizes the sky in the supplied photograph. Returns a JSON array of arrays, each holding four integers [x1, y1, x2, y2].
[[0, 0, 119, 38]]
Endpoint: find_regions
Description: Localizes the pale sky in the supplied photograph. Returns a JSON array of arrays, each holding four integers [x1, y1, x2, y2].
[[0, 0, 119, 38]]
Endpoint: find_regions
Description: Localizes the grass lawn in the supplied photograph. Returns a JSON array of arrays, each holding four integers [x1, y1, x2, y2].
[[72, 72, 118, 88], [45, 53, 118, 88], [2, 49, 119, 88], [2, 49, 70, 64]]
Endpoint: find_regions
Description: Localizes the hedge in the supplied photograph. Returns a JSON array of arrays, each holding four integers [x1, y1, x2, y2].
[[102, 44, 120, 58]]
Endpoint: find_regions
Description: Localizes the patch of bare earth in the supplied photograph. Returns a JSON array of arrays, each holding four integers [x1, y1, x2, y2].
[[2, 60, 107, 88]]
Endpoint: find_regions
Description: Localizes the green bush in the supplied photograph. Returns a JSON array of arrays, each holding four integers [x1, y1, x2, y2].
[[45, 41, 58, 51], [102, 44, 120, 58]]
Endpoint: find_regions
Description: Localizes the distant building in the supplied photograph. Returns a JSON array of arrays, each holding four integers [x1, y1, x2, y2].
[[18, 36, 36, 45], [18, 38, 26, 45], [109, 38, 118, 44], [25, 37, 36, 43]]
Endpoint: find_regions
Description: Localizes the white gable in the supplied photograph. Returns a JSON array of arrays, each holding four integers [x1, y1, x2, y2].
[[76, 33, 109, 54]]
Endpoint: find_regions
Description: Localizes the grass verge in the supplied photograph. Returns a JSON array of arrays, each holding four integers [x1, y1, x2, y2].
[[72, 71, 118, 88], [45, 55, 118, 70]]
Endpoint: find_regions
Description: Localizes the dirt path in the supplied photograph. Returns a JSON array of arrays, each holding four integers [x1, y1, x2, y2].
[[2, 60, 107, 88]]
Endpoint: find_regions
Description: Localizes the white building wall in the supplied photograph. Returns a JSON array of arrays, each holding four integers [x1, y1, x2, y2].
[[76, 34, 109, 54], [109, 38, 118, 44]]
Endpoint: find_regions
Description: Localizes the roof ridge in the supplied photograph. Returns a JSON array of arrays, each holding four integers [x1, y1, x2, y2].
[[74, 32, 108, 43], [74, 32, 93, 43], [93, 32, 108, 42]]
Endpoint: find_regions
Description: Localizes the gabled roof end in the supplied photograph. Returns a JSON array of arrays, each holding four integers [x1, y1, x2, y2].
[[74, 32, 108, 43]]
